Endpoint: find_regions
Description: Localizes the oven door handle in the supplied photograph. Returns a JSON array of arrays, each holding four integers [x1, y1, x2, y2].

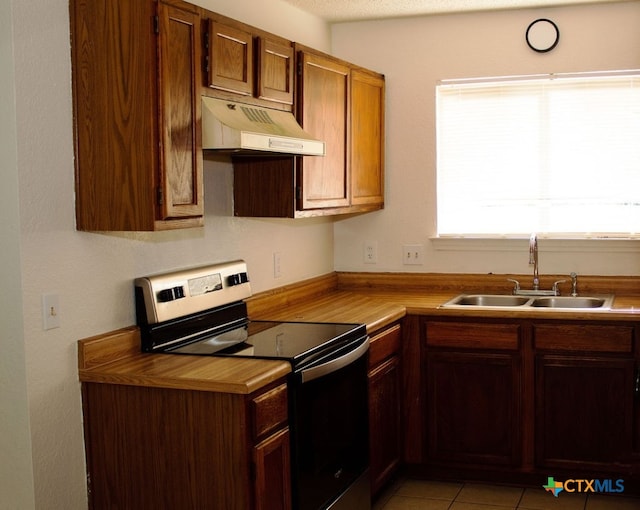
[[300, 336, 369, 383]]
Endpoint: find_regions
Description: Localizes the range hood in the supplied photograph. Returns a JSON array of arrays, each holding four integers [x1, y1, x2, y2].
[[201, 97, 325, 156]]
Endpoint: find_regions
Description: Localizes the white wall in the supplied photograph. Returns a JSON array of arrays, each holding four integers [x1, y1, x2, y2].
[[1, 0, 36, 508], [332, 1, 640, 276], [6, 0, 331, 508]]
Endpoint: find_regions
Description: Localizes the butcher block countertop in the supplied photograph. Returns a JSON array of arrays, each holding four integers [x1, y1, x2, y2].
[[78, 271, 640, 394]]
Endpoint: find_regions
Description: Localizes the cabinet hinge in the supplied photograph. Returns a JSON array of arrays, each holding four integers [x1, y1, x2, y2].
[[153, 15, 159, 35], [157, 187, 164, 205], [297, 60, 303, 76], [204, 30, 210, 74], [296, 186, 302, 200]]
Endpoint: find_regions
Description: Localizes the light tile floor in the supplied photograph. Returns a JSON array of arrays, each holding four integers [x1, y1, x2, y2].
[[373, 478, 640, 510]]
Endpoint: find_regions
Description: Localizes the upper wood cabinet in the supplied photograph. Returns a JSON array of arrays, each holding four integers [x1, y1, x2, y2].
[[206, 20, 254, 96], [231, 47, 385, 218], [257, 38, 295, 105], [70, 0, 203, 231], [204, 17, 294, 107], [351, 69, 385, 207], [297, 49, 351, 210]]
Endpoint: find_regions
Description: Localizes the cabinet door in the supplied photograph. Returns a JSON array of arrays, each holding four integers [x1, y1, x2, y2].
[[254, 428, 292, 510], [351, 70, 384, 207], [426, 350, 522, 467], [72, 0, 159, 231], [369, 356, 402, 495], [257, 37, 294, 105], [158, 3, 203, 220], [536, 355, 635, 470], [297, 51, 350, 210], [206, 20, 254, 96]]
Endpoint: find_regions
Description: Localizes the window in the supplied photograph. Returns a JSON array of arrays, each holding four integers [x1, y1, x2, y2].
[[436, 71, 640, 238]]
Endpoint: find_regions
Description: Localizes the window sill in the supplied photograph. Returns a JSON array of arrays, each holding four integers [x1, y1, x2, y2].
[[431, 236, 640, 253]]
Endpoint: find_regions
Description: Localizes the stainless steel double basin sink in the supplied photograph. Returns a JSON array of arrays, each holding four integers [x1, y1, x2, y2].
[[440, 293, 615, 311]]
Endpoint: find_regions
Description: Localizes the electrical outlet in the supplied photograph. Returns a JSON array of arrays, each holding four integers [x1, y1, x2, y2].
[[273, 252, 282, 278], [42, 293, 61, 330], [363, 241, 378, 264], [402, 244, 424, 265]]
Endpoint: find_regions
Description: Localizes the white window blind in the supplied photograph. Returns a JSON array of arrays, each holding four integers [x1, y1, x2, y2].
[[436, 72, 640, 237]]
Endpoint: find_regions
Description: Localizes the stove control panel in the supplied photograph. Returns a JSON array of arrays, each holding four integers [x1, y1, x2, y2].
[[135, 260, 251, 324]]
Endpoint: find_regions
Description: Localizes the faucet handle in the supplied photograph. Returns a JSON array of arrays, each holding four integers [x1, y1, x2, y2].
[[552, 280, 567, 296], [507, 279, 521, 294]]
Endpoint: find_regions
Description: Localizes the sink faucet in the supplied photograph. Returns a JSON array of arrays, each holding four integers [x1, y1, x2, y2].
[[529, 233, 539, 291], [570, 272, 578, 297]]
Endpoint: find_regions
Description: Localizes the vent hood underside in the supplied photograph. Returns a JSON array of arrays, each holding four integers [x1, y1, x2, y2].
[[201, 96, 325, 156]]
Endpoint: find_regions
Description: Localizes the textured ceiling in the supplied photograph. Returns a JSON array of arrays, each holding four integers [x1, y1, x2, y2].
[[281, 0, 627, 22]]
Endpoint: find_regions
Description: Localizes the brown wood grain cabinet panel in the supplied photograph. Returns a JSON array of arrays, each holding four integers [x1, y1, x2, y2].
[[426, 350, 522, 467], [254, 428, 292, 510], [297, 49, 351, 210], [207, 20, 254, 95], [402, 315, 423, 464], [369, 356, 402, 495], [82, 383, 251, 509], [70, 0, 203, 231], [535, 355, 635, 470], [367, 323, 403, 495], [369, 323, 401, 368], [258, 37, 294, 104], [159, 3, 203, 219], [82, 379, 292, 509], [351, 69, 385, 207], [426, 321, 520, 350], [534, 323, 634, 352], [233, 156, 297, 217], [252, 383, 288, 440]]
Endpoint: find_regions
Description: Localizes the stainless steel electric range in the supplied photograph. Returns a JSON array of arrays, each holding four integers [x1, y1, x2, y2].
[[135, 260, 371, 510]]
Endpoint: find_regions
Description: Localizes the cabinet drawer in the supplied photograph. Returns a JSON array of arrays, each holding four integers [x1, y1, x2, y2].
[[534, 324, 633, 353], [369, 324, 401, 368], [426, 321, 520, 350], [252, 383, 288, 440]]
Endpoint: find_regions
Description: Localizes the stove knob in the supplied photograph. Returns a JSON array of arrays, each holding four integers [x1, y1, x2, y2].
[[157, 286, 185, 302], [227, 272, 249, 286]]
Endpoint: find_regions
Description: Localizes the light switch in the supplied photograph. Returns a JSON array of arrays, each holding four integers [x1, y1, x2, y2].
[[42, 293, 61, 330]]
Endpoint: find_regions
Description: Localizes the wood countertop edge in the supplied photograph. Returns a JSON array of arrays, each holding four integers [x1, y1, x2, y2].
[[78, 360, 291, 395]]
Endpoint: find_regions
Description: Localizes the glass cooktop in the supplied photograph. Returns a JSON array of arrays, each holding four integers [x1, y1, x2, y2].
[[166, 320, 366, 365]]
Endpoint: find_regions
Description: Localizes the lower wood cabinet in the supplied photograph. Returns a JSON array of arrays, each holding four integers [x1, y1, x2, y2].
[[368, 323, 403, 496], [424, 321, 522, 468], [534, 323, 636, 473], [81, 380, 290, 510], [254, 428, 291, 510], [414, 317, 640, 486]]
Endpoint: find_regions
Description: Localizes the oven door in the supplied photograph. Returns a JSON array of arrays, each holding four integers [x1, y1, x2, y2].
[[289, 336, 370, 510]]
